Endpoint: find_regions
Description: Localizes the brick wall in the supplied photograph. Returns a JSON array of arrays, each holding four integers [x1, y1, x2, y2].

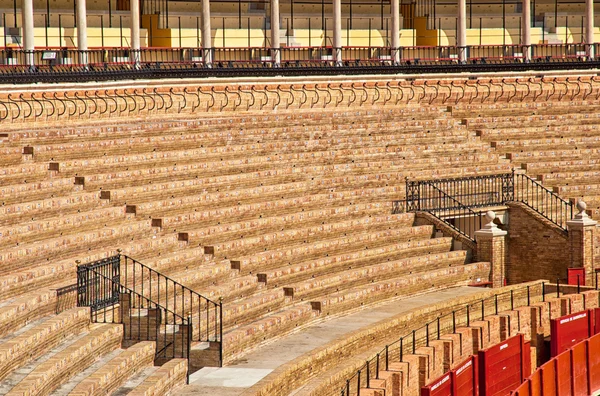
[[507, 203, 570, 284]]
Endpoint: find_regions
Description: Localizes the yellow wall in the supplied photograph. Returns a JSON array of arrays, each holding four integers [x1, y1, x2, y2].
[[213, 29, 266, 47], [414, 16, 438, 46], [399, 29, 416, 46], [290, 29, 324, 47], [23, 26, 147, 48]]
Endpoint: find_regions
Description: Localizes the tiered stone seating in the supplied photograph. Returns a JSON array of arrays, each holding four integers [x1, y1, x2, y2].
[[0, 296, 187, 395], [0, 101, 499, 383], [454, 100, 600, 215]]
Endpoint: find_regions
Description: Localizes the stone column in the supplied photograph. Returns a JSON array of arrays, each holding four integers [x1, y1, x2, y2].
[[474, 211, 508, 287], [522, 0, 531, 62], [586, 0, 595, 58], [202, 0, 212, 66], [21, 0, 35, 67], [333, 0, 342, 65], [391, 0, 400, 64], [271, 0, 281, 66], [130, 0, 141, 65], [567, 201, 597, 286], [77, 0, 88, 65], [457, 0, 467, 62]]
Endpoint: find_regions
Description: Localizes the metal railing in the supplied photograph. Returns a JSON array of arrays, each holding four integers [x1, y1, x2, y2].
[[121, 254, 222, 364], [77, 259, 193, 382], [0, 43, 595, 82], [402, 172, 573, 237], [76, 254, 223, 369], [338, 282, 550, 396], [514, 173, 574, 231], [411, 182, 483, 240]]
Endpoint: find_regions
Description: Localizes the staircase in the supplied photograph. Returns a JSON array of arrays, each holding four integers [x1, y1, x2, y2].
[[76, 254, 223, 378]]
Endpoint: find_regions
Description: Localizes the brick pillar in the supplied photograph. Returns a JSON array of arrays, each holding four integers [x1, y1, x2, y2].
[[475, 211, 508, 287], [567, 201, 597, 286]]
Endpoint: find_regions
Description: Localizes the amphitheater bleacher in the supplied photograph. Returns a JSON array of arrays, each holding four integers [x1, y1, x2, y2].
[[455, 98, 600, 215], [12, 76, 600, 394], [0, 97, 504, 393]]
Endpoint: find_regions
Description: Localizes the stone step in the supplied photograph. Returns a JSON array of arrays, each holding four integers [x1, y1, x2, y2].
[[4, 323, 123, 395], [126, 358, 188, 396]]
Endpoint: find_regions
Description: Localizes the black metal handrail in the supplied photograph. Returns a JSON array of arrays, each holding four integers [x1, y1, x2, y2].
[[0, 44, 597, 84], [77, 262, 193, 383], [514, 173, 574, 231], [403, 172, 573, 233], [421, 183, 482, 240], [339, 282, 549, 396], [121, 254, 223, 365]]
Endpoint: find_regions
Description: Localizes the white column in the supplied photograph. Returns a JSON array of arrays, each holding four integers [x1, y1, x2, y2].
[[21, 0, 35, 67], [130, 0, 141, 65], [522, 0, 531, 61], [391, 0, 400, 64], [202, 0, 212, 66], [271, 0, 281, 66], [77, 0, 88, 65], [457, 0, 467, 62], [333, 0, 342, 65], [586, 0, 595, 58]]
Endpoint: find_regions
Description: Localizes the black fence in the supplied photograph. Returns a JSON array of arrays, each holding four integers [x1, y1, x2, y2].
[[78, 261, 192, 381], [77, 255, 121, 311], [514, 173, 574, 231], [76, 254, 222, 375], [339, 282, 555, 396], [121, 254, 223, 365], [400, 172, 573, 239], [0, 44, 598, 83]]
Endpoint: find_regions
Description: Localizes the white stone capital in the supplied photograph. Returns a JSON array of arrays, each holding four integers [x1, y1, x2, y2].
[[567, 200, 598, 228], [475, 210, 507, 239]]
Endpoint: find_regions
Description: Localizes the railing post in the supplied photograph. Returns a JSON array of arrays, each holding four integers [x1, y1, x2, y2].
[[510, 289, 514, 310], [219, 297, 224, 366], [542, 282, 546, 301], [557, 278, 560, 298], [187, 315, 192, 384], [527, 286, 530, 306], [385, 345, 389, 370], [452, 311, 456, 333], [481, 299, 484, 320], [467, 305, 470, 326], [400, 337, 403, 361]]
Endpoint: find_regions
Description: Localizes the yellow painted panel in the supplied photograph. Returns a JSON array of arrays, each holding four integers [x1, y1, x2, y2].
[[399, 29, 416, 46], [30, 27, 147, 48], [341, 29, 384, 47], [213, 29, 265, 47], [414, 16, 438, 46], [289, 29, 325, 47]]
